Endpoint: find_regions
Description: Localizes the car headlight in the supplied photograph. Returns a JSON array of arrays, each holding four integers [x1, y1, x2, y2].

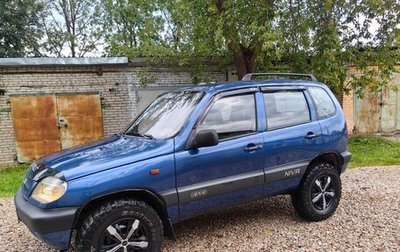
[[31, 176, 67, 204]]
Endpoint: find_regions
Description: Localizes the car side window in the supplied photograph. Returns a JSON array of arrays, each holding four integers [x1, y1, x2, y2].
[[308, 86, 336, 119], [263, 91, 310, 130], [197, 94, 256, 140]]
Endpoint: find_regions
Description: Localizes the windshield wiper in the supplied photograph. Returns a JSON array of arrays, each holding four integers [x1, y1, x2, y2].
[[125, 132, 155, 140], [141, 133, 155, 140]]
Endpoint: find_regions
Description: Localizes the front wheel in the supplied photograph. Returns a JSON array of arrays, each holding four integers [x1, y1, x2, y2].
[[291, 163, 341, 221], [76, 198, 163, 252]]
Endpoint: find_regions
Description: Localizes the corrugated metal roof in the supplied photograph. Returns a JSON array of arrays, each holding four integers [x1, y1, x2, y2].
[[0, 57, 129, 66]]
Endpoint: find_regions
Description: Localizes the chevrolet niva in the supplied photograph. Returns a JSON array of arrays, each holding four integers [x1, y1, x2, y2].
[[15, 73, 351, 252]]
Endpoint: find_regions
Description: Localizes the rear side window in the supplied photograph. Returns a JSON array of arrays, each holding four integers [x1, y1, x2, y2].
[[263, 91, 310, 130], [198, 94, 256, 140], [308, 87, 336, 119]]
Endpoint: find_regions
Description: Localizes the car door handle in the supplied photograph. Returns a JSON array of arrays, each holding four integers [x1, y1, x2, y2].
[[244, 143, 263, 152], [304, 132, 319, 139]]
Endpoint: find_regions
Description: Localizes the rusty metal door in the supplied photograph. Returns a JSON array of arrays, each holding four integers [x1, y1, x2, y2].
[[11, 96, 61, 162], [11, 94, 104, 162], [57, 94, 104, 149], [354, 91, 381, 133]]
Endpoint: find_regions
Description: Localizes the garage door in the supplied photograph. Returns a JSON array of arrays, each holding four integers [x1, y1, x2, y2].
[[136, 89, 173, 114], [57, 94, 104, 149], [11, 94, 104, 162]]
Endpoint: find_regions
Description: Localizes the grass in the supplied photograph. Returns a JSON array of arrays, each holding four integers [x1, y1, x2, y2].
[[0, 164, 28, 197], [0, 135, 399, 197], [348, 135, 400, 168]]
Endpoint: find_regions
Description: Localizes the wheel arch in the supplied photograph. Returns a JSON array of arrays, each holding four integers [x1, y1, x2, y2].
[[72, 189, 176, 239], [306, 152, 343, 176]]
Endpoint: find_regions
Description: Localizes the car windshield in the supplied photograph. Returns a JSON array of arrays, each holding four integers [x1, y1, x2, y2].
[[125, 91, 204, 139]]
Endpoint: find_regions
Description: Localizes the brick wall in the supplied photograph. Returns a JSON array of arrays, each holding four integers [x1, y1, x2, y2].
[[342, 90, 354, 134], [0, 63, 226, 165]]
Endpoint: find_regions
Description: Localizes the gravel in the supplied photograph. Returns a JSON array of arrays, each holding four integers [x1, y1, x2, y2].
[[1, 166, 399, 252]]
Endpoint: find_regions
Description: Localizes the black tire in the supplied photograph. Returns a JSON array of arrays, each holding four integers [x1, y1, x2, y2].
[[291, 163, 341, 221], [75, 198, 163, 252]]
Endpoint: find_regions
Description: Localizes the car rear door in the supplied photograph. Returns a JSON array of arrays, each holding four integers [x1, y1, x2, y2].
[[174, 89, 265, 220], [260, 86, 324, 195]]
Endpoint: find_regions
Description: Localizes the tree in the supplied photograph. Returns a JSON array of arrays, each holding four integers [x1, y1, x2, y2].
[[213, 0, 277, 79], [103, 0, 169, 57], [103, 0, 399, 94], [0, 0, 46, 57], [342, 0, 400, 95], [268, 0, 399, 95], [44, 0, 104, 57], [160, 0, 279, 80], [307, 0, 348, 93]]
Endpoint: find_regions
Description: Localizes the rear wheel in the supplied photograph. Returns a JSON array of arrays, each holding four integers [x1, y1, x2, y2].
[[291, 163, 341, 221], [75, 198, 163, 252]]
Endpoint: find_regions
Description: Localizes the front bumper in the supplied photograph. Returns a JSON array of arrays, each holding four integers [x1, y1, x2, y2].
[[340, 151, 352, 173], [14, 188, 79, 250]]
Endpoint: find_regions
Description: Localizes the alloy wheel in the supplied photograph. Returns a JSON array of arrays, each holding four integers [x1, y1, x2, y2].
[[311, 175, 336, 211], [99, 218, 149, 252]]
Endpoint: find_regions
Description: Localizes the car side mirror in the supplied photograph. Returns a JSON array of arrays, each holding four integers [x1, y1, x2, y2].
[[191, 129, 219, 149]]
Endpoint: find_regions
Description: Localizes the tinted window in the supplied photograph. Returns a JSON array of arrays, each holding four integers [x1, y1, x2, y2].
[[308, 87, 336, 119], [264, 91, 310, 130], [125, 91, 203, 139], [198, 94, 256, 140]]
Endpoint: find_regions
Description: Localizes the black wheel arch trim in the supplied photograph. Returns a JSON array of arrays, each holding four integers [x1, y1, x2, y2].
[[72, 188, 176, 239], [307, 151, 351, 175]]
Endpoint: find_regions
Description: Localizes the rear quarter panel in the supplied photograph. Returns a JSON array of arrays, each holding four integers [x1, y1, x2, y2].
[[311, 85, 348, 154]]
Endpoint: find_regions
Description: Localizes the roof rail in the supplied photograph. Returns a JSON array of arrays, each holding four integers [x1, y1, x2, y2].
[[242, 73, 317, 82]]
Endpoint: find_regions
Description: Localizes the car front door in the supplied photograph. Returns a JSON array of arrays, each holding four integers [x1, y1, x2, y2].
[[175, 90, 265, 220], [260, 87, 324, 195]]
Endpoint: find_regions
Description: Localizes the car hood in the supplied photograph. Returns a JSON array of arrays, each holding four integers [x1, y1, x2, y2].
[[37, 134, 174, 181]]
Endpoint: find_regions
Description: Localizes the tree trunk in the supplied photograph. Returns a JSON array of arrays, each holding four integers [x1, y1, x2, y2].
[[233, 47, 257, 80]]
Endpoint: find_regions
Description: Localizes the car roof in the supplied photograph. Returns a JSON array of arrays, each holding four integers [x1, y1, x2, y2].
[[178, 79, 328, 94]]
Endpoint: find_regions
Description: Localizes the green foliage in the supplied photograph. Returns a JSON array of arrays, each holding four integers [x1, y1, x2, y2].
[[1, 0, 398, 93], [341, 0, 400, 96], [275, 0, 399, 95], [308, 1, 347, 94], [0, 0, 46, 57], [137, 71, 158, 87], [349, 135, 400, 168], [104, 0, 398, 93], [0, 164, 28, 197], [103, 0, 168, 58]]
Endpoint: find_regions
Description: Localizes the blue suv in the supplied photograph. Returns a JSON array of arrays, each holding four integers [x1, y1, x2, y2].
[[15, 73, 351, 251]]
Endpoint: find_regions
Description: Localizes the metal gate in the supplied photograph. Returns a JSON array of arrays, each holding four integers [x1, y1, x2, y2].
[[11, 94, 104, 162], [354, 83, 400, 133]]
